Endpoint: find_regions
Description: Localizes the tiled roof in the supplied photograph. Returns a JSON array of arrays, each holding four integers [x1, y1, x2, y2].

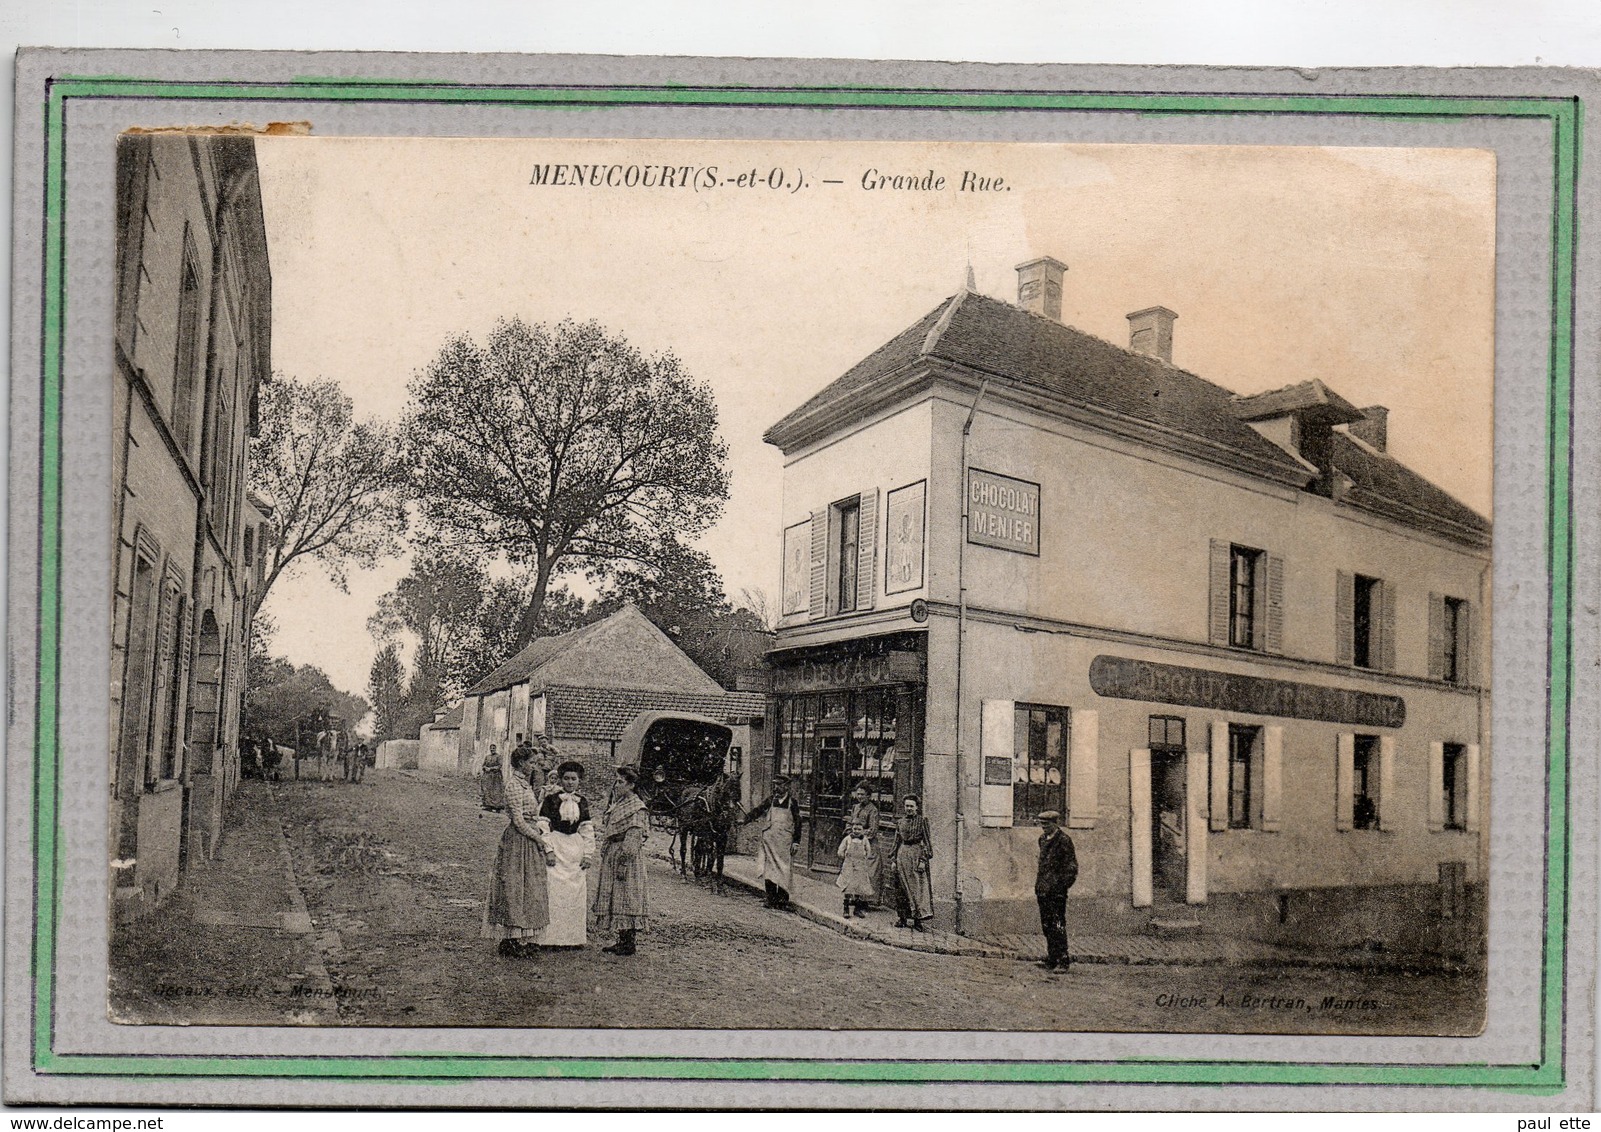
[[765, 289, 1489, 548], [466, 604, 726, 697], [426, 702, 464, 730], [547, 685, 768, 742], [766, 292, 1313, 482], [1331, 432, 1491, 545]]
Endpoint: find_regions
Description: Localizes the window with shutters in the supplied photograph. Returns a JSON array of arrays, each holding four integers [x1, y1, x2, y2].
[[1442, 742, 1468, 830], [172, 246, 202, 456], [1353, 574, 1381, 668], [1229, 545, 1261, 648], [1442, 597, 1465, 683], [1228, 724, 1260, 829], [1352, 734, 1381, 830], [1013, 703, 1069, 825], [835, 498, 860, 614]]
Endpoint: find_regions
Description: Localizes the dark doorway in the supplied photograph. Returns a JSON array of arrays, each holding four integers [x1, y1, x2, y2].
[[1151, 752, 1188, 903], [1148, 713, 1190, 905]]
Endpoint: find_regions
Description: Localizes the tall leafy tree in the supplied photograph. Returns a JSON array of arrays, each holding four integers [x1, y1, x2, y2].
[[246, 661, 370, 748], [367, 644, 407, 742], [249, 375, 410, 614], [366, 547, 487, 700], [402, 317, 730, 650]]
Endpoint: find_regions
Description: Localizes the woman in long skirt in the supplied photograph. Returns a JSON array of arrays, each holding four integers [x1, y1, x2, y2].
[[591, 765, 650, 956], [535, 760, 595, 948], [848, 784, 884, 907], [482, 746, 554, 957], [891, 794, 935, 931]]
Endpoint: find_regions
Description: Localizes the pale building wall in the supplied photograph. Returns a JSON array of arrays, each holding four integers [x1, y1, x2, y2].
[[777, 400, 934, 627]]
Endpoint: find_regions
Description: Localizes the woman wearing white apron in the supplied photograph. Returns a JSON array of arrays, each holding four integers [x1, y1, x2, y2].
[[534, 761, 595, 947], [745, 776, 802, 910]]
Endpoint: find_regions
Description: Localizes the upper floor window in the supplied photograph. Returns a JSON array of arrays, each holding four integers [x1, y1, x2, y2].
[[835, 497, 860, 615], [172, 251, 201, 456], [1229, 545, 1260, 648], [1352, 575, 1380, 668], [1338, 570, 1394, 672], [1430, 593, 1473, 684], [1442, 597, 1465, 683], [1210, 540, 1283, 653]]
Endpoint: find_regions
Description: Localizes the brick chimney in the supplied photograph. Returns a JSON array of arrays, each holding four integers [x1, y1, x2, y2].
[[1127, 306, 1177, 364], [1015, 257, 1067, 321], [1349, 405, 1389, 452]]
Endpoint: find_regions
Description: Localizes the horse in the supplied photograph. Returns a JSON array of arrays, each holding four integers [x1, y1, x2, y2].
[[675, 774, 743, 888]]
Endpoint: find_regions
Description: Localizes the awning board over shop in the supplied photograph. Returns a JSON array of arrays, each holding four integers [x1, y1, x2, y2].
[[1089, 654, 1406, 729]]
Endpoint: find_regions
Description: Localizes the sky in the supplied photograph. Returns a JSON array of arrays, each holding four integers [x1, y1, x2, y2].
[[251, 137, 1496, 700]]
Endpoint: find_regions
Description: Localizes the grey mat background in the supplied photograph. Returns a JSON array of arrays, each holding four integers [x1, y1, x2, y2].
[[6, 50, 1598, 1109]]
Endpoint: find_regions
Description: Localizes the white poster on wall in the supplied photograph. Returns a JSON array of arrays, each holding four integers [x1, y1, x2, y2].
[[884, 480, 926, 594]]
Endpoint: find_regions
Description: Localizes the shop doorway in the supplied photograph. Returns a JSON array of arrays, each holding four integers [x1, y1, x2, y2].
[[812, 731, 848, 868]]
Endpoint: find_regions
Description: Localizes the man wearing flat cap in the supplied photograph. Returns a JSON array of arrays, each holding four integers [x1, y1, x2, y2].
[[1034, 810, 1078, 972]]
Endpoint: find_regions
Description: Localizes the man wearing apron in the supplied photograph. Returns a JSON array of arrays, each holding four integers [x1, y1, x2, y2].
[[745, 776, 803, 910]]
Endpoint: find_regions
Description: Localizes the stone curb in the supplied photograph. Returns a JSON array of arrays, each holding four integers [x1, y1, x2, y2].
[[649, 847, 1473, 975]]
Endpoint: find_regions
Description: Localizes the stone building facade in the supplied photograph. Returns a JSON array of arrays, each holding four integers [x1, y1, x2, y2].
[[110, 135, 272, 920]]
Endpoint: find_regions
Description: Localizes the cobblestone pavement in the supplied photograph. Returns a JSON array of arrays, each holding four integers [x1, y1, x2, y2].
[[110, 771, 1485, 1034]]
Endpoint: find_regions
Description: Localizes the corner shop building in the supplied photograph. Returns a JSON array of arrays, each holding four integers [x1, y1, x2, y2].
[[762, 259, 1489, 948]]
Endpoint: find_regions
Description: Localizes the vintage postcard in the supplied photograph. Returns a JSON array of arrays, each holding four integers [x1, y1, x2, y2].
[[6, 52, 1597, 1109]]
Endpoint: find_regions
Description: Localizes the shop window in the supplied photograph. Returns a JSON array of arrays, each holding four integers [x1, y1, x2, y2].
[[1013, 703, 1069, 825], [1228, 724, 1261, 829], [1352, 734, 1380, 830], [1442, 742, 1468, 830]]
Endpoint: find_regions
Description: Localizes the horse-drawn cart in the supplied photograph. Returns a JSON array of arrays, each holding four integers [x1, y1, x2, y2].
[[616, 711, 744, 884]]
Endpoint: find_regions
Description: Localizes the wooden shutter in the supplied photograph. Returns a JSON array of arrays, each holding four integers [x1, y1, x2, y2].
[[1462, 599, 1476, 686], [1129, 748, 1153, 908], [979, 699, 1015, 828], [1208, 721, 1229, 832], [1464, 743, 1481, 833], [1377, 736, 1396, 831], [1427, 592, 1445, 679], [1335, 570, 1355, 666], [1068, 709, 1098, 829], [1208, 540, 1231, 646], [1379, 580, 1397, 672], [855, 488, 878, 612], [1335, 733, 1355, 830], [1427, 741, 1446, 831], [1261, 725, 1284, 832], [808, 509, 827, 620], [1264, 554, 1285, 653], [1185, 748, 1209, 904]]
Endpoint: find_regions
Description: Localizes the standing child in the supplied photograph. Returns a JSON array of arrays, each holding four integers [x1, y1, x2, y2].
[[835, 821, 878, 919]]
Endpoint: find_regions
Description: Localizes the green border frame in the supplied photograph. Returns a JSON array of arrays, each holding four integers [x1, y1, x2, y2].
[[29, 76, 1580, 1093]]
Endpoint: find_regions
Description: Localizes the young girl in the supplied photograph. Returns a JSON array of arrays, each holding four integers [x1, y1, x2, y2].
[[835, 820, 878, 919]]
